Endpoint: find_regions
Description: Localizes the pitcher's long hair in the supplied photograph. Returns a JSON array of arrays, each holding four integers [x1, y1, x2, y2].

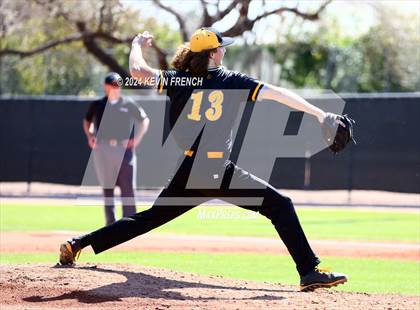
[[170, 44, 217, 77]]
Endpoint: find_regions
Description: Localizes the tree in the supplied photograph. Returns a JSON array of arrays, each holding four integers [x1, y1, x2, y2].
[[0, 0, 332, 94], [0, 0, 179, 94], [261, 3, 420, 93], [354, 4, 420, 92]]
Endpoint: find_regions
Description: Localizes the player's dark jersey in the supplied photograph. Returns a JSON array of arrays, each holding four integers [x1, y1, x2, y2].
[[85, 96, 147, 140], [157, 66, 264, 158]]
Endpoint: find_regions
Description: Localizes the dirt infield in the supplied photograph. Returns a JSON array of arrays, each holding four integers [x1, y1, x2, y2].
[[1, 231, 419, 261], [1, 264, 419, 310]]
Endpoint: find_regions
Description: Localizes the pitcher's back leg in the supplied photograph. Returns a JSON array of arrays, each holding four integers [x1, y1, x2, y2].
[[223, 164, 320, 277]]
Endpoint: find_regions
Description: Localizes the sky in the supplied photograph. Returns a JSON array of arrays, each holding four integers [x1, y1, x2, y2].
[[122, 0, 419, 44]]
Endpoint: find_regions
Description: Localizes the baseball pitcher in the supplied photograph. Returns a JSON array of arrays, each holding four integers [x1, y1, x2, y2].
[[60, 28, 354, 292]]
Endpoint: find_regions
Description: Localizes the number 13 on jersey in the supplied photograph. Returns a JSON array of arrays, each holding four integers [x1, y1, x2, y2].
[[187, 90, 224, 122]]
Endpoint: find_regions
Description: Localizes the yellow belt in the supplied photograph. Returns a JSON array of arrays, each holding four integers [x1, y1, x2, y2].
[[184, 150, 224, 159]]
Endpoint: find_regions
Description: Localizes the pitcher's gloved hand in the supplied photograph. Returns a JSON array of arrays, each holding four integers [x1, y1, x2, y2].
[[321, 113, 356, 154]]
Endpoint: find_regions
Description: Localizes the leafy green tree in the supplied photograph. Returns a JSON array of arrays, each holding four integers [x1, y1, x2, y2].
[[261, 5, 419, 93], [353, 5, 419, 92]]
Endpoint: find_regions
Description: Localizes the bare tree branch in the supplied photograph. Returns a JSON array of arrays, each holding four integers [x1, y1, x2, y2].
[[1, 0, 333, 75], [152, 0, 188, 42], [98, 1, 107, 31], [94, 32, 132, 44], [253, 0, 333, 23], [0, 33, 84, 57], [220, 0, 251, 37], [200, 0, 212, 27], [217, 0, 241, 22], [222, 0, 332, 37], [0, 28, 169, 71], [76, 21, 129, 78]]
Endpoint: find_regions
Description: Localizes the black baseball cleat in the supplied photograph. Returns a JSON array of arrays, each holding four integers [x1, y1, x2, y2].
[[300, 267, 348, 292], [59, 238, 82, 266]]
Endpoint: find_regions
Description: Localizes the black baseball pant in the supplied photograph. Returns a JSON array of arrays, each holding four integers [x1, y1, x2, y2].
[[85, 155, 320, 277]]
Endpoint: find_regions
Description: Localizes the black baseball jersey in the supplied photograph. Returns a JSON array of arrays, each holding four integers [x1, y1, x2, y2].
[[157, 66, 264, 155], [85, 96, 148, 140]]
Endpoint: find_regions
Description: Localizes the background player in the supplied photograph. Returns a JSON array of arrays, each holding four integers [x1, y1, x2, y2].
[[83, 72, 150, 225], [62, 28, 348, 292]]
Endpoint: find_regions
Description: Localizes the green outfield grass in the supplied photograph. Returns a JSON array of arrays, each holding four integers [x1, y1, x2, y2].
[[1, 203, 419, 242], [1, 251, 419, 295], [1, 203, 419, 295]]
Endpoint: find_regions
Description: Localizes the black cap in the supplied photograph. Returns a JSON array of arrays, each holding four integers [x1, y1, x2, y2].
[[104, 72, 123, 87]]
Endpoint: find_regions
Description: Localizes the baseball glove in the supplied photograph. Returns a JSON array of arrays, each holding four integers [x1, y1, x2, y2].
[[321, 113, 356, 154]]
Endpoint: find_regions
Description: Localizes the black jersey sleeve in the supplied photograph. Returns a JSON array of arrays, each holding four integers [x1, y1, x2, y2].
[[227, 71, 264, 102], [85, 100, 98, 122]]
